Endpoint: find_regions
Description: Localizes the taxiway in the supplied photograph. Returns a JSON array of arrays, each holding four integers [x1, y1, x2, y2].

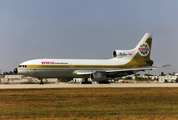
[[0, 83, 178, 89]]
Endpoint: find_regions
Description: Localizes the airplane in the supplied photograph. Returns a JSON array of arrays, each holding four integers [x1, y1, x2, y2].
[[14, 33, 169, 84]]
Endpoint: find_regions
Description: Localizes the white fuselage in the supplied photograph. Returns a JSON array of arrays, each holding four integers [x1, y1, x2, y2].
[[17, 58, 130, 79]]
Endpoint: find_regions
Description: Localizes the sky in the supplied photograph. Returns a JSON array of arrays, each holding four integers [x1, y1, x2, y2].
[[0, 0, 178, 75]]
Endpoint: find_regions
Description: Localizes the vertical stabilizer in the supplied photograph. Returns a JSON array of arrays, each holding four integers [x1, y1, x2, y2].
[[135, 33, 152, 59], [132, 33, 153, 66]]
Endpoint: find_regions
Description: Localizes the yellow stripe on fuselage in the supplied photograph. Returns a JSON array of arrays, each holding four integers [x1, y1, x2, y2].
[[23, 65, 125, 69]]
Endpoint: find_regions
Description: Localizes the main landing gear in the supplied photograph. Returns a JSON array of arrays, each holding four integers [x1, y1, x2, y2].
[[81, 78, 92, 84], [99, 80, 110, 84], [39, 78, 44, 84]]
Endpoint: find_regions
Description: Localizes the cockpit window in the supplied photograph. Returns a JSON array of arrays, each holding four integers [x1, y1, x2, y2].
[[18, 65, 27, 68]]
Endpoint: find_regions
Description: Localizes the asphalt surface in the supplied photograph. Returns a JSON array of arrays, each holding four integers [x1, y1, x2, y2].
[[0, 83, 178, 89]]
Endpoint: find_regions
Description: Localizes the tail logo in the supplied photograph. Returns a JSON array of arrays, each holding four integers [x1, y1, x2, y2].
[[138, 43, 149, 57]]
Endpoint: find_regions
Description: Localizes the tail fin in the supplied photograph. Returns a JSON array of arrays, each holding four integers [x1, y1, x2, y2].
[[135, 33, 152, 59], [133, 33, 153, 66]]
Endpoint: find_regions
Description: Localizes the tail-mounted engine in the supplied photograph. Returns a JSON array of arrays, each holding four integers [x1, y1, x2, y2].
[[113, 50, 134, 59]]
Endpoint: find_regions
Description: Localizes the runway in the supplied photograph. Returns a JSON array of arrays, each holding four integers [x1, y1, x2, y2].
[[0, 83, 178, 89]]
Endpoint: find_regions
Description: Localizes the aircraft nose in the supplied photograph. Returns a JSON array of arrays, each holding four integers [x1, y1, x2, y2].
[[14, 68, 18, 74]]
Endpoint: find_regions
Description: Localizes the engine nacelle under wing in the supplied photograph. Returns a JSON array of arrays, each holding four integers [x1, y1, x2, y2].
[[90, 73, 107, 82]]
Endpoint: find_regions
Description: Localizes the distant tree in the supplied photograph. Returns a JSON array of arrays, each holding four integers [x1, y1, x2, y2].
[[144, 73, 153, 76], [171, 72, 176, 76], [9, 71, 14, 75], [3, 72, 8, 75], [135, 77, 142, 80], [123, 76, 132, 80], [134, 74, 140, 76], [135, 77, 148, 81], [2, 71, 15, 75], [160, 72, 165, 76], [144, 74, 148, 76]]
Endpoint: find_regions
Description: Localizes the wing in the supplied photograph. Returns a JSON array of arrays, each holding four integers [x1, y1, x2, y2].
[[75, 65, 170, 75], [106, 65, 170, 73]]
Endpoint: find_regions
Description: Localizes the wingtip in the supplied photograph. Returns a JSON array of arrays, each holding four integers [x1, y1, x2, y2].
[[157, 64, 171, 68], [163, 64, 171, 67]]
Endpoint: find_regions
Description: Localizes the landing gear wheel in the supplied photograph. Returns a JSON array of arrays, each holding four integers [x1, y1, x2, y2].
[[39, 78, 44, 85], [81, 78, 92, 84], [99, 80, 110, 84]]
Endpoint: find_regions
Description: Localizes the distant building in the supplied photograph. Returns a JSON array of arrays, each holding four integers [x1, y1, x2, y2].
[[73, 78, 83, 82], [4, 75, 25, 79], [1, 75, 58, 84], [122, 74, 178, 83]]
